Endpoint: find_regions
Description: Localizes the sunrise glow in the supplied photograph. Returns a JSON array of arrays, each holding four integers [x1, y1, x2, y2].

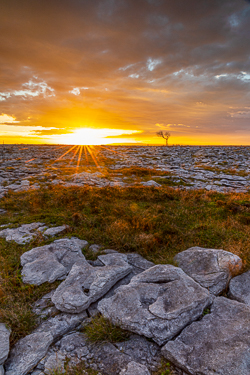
[[51, 128, 142, 145], [1, 1, 250, 145]]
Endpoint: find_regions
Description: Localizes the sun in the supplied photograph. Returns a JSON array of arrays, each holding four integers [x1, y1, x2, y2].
[[61, 128, 107, 145], [55, 127, 141, 145]]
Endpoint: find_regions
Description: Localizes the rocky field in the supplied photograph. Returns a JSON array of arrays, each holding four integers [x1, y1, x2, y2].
[[0, 145, 249, 194]]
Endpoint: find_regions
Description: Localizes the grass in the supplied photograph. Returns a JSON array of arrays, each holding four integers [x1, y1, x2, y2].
[[83, 315, 130, 343], [0, 185, 250, 347], [47, 360, 99, 375]]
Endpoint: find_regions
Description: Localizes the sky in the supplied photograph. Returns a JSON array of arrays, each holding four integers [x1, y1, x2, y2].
[[1, 0, 250, 145]]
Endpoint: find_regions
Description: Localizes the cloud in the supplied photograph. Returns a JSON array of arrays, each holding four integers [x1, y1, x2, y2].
[[0, 114, 19, 124], [1, 0, 250, 144]]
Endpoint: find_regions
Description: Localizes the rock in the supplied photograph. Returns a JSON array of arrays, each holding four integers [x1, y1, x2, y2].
[[229, 270, 250, 306], [0, 365, 4, 375], [52, 253, 132, 313], [98, 265, 213, 345], [174, 247, 242, 295], [34, 311, 87, 341], [125, 253, 154, 271], [48, 332, 161, 375], [5, 331, 54, 375], [32, 291, 59, 322], [44, 351, 66, 374], [21, 180, 30, 186], [5, 311, 87, 375], [0, 222, 46, 244], [119, 361, 150, 375], [162, 297, 250, 375], [141, 180, 161, 187], [114, 335, 161, 371], [0, 209, 6, 215], [43, 225, 68, 237], [21, 237, 88, 285], [0, 323, 11, 365], [89, 244, 101, 254]]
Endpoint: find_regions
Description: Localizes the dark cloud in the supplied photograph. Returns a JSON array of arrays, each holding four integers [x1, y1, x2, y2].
[[1, 0, 250, 144]]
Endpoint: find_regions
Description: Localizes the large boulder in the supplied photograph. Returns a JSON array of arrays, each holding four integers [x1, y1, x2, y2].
[[0, 323, 11, 365], [229, 270, 250, 306], [52, 253, 132, 313], [98, 265, 212, 345], [174, 247, 242, 295], [21, 237, 88, 285], [162, 297, 250, 375]]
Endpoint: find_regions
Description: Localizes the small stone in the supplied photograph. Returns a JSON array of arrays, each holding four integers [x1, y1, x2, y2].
[[119, 361, 150, 375], [43, 225, 68, 237], [89, 244, 101, 254]]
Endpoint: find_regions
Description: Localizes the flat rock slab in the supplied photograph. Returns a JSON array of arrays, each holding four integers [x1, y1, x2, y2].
[[229, 270, 250, 306], [162, 297, 250, 375], [0, 222, 46, 244], [174, 247, 242, 295], [21, 237, 88, 285], [0, 323, 11, 365], [98, 265, 212, 345], [43, 225, 68, 237], [52, 253, 132, 313], [5, 331, 54, 375]]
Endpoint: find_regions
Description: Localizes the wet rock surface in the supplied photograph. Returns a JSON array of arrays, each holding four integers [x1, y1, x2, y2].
[[162, 297, 250, 375], [0, 145, 249, 193], [98, 265, 213, 345], [174, 247, 242, 295]]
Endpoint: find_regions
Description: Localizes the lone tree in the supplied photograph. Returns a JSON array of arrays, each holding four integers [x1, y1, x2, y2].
[[156, 131, 171, 146]]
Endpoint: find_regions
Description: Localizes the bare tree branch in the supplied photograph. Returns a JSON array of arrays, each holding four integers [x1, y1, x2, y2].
[[156, 130, 171, 145]]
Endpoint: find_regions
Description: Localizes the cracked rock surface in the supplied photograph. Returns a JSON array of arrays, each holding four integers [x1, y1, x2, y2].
[[52, 253, 132, 313], [0, 223, 46, 244], [162, 297, 250, 375], [21, 237, 88, 285], [174, 247, 242, 295], [33, 333, 161, 375], [98, 264, 213, 345]]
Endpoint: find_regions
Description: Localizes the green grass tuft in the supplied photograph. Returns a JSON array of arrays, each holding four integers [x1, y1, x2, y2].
[[83, 315, 130, 343]]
